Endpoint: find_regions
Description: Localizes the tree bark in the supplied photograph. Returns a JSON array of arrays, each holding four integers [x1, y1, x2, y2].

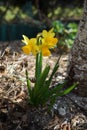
[[68, 0, 87, 96]]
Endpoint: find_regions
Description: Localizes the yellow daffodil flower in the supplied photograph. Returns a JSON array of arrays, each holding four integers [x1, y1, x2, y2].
[[39, 29, 58, 56], [22, 29, 58, 56], [41, 29, 58, 48], [42, 28, 55, 38], [22, 35, 39, 55], [43, 37, 58, 48]]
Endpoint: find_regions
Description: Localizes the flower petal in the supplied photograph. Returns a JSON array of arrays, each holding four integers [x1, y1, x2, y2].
[[22, 45, 31, 54], [45, 37, 58, 48], [22, 35, 30, 45], [42, 30, 48, 38], [42, 47, 51, 56], [42, 29, 55, 38]]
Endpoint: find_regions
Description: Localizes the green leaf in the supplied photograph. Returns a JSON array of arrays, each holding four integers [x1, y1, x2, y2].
[[35, 52, 42, 82], [50, 82, 66, 95], [36, 85, 49, 105], [57, 83, 77, 96], [52, 21, 65, 34], [37, 65, 50, 87]]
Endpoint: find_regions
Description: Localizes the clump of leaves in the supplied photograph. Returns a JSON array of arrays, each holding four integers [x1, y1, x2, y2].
[[52, 21, 78, 49], [26, 55, 76, 108]]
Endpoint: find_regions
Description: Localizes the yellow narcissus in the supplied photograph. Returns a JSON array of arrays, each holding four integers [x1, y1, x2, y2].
[[22, 35, 39, 55], [42, 37, 58, 48], [42, 29, 58, 47], [40, 29, 58, 56], [22, 29, 58, 56]]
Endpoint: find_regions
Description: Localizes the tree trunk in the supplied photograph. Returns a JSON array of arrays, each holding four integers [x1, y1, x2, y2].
[[68, 0, 87, 96]]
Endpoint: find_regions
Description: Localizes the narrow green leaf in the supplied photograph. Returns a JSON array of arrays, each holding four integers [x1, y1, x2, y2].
[[49, 82, 66, 95], [60, 83, 77, 95], [39, 52, 42, 75], [55, 83, 77, 97], [37, 65, 50, 87], [35, 52, 42, 85], [36, 86, 49, 105]]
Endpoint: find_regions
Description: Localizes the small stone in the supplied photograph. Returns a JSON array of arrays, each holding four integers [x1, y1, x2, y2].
[[58, 107, 66, 117]]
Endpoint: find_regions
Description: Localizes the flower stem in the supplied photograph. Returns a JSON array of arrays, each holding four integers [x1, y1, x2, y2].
[[35, 52, 42, 82]]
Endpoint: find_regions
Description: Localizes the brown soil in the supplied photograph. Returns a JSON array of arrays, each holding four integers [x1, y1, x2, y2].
[[0, 41, 87, 130]]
